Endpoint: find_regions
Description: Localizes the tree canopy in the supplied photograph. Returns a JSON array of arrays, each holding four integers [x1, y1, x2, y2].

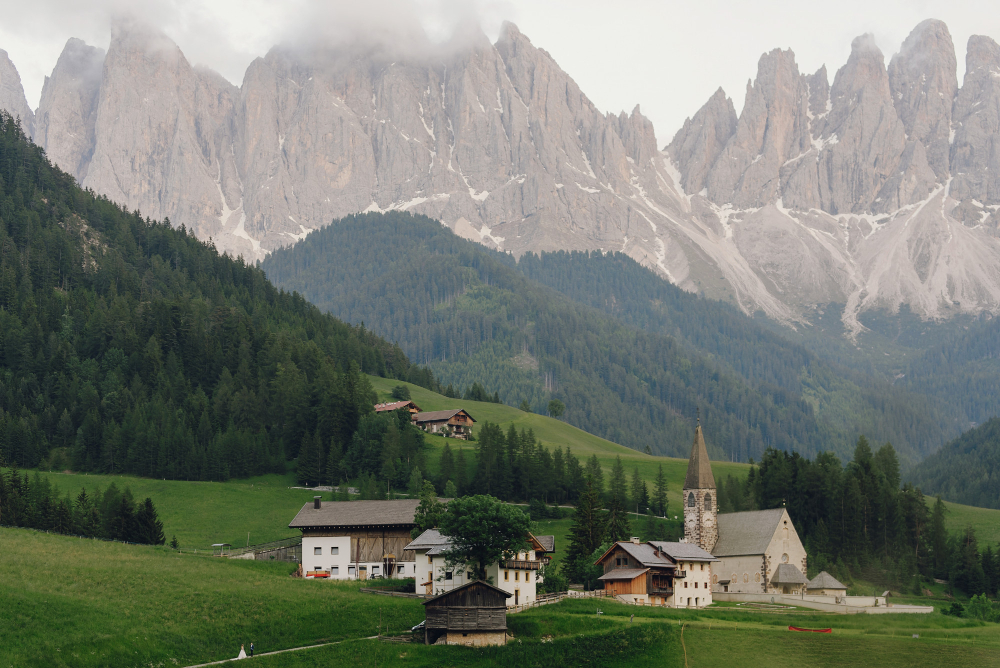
[[438, 495, 531, 582]]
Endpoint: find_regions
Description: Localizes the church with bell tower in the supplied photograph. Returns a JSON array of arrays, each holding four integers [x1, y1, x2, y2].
[[683, 416, 718, 552], [682, 416, 810, 596]]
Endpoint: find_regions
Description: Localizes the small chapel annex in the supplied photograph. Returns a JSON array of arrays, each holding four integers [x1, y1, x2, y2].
[[682, 419, 809, 596]]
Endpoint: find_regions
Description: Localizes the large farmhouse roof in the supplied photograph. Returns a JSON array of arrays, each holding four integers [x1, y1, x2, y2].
[[807, 571, 847, 590], [771, 563, 808, 585], [414, 409, 475, 424], [289, 499, 420, 530], [535, 535, 556, 553], [405, 529, 552, 556], [712, 508, 786, 557], [683, 423, 716, 490], [650, 541, 718, 562]]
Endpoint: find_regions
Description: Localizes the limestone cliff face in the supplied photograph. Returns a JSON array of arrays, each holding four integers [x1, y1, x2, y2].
[[14, 19, 1000, 333], [0, 49, 33, 137], [35, 39, 105, 181]]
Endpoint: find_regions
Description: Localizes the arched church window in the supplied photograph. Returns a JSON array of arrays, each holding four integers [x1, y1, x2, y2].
[[687, 492, 695, 507], [743, 573, 749, 583], [783, 527, 789, 539], [704, 493, 712, 509], [781, 553, 789, 563], [755, 573, 761, 583]]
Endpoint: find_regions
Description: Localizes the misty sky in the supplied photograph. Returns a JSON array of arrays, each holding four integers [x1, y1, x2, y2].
[[2, 0, 999, 146]]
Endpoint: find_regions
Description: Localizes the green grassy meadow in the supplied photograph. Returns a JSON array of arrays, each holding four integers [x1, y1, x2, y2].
[[5, 528, 1000, 667], [370, 376, 750, 514]]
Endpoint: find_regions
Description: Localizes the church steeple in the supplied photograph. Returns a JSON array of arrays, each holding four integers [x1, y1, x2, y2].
[[684, 416, 716, 491], [683, 413, 718, 552]]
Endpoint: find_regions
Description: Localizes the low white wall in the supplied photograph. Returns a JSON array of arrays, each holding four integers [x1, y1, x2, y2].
[[713, 592, 932, 614]]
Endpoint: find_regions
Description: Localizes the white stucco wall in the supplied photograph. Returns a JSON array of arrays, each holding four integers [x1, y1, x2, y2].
[[674, 560, 714, 607], [414, 548, 543, 605], [302, 534, 415, 580], [762, 510, 808, 594], [713, 554, 766, 593]]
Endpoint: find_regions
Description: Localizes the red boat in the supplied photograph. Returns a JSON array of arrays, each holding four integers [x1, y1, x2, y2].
[[789, 626, 832, 633]]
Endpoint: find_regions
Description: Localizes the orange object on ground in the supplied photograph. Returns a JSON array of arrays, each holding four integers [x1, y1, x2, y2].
[[788, 626, 832, 633]]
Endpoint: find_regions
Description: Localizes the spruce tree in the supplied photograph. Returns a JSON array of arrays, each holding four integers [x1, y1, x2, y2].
[[610, 456, 629, 510], [605, 493, 631, 543], [565, 476, 606, 586], [653, 464, 668, 517], [630, 467, 643, 514]]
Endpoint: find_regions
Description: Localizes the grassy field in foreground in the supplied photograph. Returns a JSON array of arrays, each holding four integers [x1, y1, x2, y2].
[[370, 376, 750, 513], [8, 527, 998, 668]]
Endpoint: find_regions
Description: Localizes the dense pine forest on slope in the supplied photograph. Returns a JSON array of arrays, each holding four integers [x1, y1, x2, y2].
[[0, 114, 424, 480], [261, 212, 947, 463], [908, 419, 1000, 510]]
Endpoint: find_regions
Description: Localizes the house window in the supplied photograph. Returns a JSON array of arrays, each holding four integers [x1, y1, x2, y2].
[[695, 582, 698, 588], [527, 572, 532, 582], [331, 567, 339, 575], [700, 563, 704, 571], [445, 571, 453, 581], [616, 558, 621, 566], [504, 571, 509, 581], [397, 565, 405, 575], [348, 566, 356, 576], [428, 556, 433, 564], [684, 582, 688, 588], [372, 566, 379, 575], [331, 547, 339, 555], [515, 571, 520, 581], [623, 558, 629, 566], [314, 547, 322, 555]]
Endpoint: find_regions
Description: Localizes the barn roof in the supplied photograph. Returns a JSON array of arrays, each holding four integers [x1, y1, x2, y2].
[[289, 499, 419, 529], [712, 508, 786, 556], [374, 400, 422, 413], [649, 541, 718, 562], [598, 568, 649, 581], [414, 409, 475, 423], [684, 422, 716, 490], [404, 529, 451, 552], [807, 571, 847, 590], [422, 579, 511, 606], [771, 563, 808, 585]]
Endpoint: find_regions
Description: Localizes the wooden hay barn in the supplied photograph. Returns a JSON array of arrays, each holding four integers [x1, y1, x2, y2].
[[422, 580, 510, 646]]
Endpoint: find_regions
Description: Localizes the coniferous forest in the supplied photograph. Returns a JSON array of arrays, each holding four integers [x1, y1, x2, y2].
[[261, 212, 953, 463], [0, 114, 429, 480]]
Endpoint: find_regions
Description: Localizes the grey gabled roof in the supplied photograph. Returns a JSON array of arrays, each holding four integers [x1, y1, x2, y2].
[[414, 409, 474, 423], [712, 508, 786, 557], [422, 579, 511, 606], [597, 541, 673, 568], [598, 568, 649, 581], [807, 571, 847, 590], [683, 423, 716, 490], [404, 529, 451, 552], [289, 499, 420, 529], [771, 563, 808, 585], [649, 541, 718, 562], [535, 535, 556, 553]]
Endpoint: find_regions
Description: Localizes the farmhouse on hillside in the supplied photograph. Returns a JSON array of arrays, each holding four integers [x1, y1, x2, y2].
[[680, 419, 809, 595], [289, 497, 419, 580], [405, 529, 555, 605], [422, 580, 510, 646], [594, 537, 717, 607], [374, 400, 423, 416], [413, 409, 476, 439]]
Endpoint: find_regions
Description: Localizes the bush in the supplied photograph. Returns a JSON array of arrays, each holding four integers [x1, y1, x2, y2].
[[391, 385, 411, 401], [965, 593, 1000, 622]]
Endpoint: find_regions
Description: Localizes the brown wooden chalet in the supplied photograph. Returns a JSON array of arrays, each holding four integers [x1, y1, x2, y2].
[[422, 580, 510, 646], [414, 409, 475, 439], [374, 400, 423, 416], [595, 538, 676, 605]]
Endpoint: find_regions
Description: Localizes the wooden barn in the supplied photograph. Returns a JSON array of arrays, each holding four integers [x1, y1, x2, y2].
[[373, 400, 423, 417], [414, 409, 476, 439], [422, 580, 510, 646]]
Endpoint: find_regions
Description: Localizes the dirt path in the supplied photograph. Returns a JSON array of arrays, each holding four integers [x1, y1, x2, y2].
[[183, 636, 377, 667]]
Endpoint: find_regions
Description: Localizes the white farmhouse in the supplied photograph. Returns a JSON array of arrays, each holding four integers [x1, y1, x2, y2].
[[405, 529, 555, 606], [289, 497, 420, 580]]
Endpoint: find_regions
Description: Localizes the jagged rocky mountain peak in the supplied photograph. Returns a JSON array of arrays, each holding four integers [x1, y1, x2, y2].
[[0, 49, 34, 137], [6, 17, 1000, 334]]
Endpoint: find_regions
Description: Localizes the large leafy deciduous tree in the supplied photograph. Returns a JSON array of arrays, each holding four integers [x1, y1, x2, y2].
[[439, 495, 531, 582]]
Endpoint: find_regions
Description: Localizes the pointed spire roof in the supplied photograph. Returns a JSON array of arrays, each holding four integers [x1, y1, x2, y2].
[[683, 419, 715, 490]]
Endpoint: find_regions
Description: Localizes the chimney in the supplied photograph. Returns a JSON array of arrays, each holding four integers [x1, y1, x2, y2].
[[631, 536, 640, 544], [314, 496, 322, 510]]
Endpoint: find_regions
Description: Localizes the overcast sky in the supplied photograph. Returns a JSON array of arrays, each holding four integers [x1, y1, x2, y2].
[[2, 0, 999, 146]]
